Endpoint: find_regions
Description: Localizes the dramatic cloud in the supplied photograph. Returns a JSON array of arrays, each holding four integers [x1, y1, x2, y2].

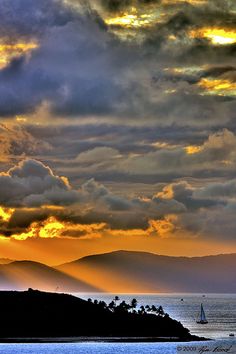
[[0, 158, 236, 242], [57, 129, 236, 183], [0, 0, 235, 258], [0, 123, 51, 162], [0, 0, 235, 124], [0, 159, 79, 207]]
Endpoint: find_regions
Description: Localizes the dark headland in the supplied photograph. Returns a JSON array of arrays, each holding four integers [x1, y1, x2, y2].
[[0, 289, 207, 342]]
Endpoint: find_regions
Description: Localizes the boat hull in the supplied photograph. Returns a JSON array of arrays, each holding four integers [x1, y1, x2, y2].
[[196, 321, 208, 324]]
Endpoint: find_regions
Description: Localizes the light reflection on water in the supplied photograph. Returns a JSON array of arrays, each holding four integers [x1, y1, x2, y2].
[[0, 340, 235, 354]]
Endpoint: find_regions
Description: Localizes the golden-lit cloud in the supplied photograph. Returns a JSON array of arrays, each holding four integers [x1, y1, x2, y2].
[[163, 0, 207, 4], [107, 217, 179, 239], [105, 10, 152, 28], [102, 0, 207, 40], [155, 185, 174, 200], [104, 5, 163, 37], [198, 78, 236, 97], [16, 115, 27, 123], [190, 28, 236, 45], [0, 207, 14, 222], [148, 216, 178, 238], [164, 66, 204, 75], [185, 145, 202, 154], [8, 216, 107, 241], [0, 41, 38, 69], [0, 211, 179, 242]]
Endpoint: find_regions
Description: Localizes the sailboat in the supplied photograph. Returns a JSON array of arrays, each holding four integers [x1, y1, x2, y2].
[[196, 303, 208, 324]]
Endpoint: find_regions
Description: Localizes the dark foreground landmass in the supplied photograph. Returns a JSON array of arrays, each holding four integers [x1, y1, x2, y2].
[[0, 289, 206, 342]]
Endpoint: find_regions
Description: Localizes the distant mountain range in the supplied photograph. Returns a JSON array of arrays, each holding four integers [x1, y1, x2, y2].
[[0, 251, 235, 293], [0, 260, 98, 292]]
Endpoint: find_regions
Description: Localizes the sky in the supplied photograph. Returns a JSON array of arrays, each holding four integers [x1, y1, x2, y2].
[[0, 0, 236, 264]]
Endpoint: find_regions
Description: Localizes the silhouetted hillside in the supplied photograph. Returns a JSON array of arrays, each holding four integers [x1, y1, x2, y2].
[[0, 289, 203, 340], [58, 251, 236, 293], [0, 260, 98, 292]]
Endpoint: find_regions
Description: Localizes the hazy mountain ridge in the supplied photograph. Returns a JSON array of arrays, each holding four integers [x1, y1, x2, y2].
[[58, 251, 236, 293], [0, 251, 235, 293], [0, 260, 98, 292]]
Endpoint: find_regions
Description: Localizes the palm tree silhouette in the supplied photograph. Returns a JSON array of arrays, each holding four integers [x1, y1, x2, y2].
[[130, 298, 138, 311]]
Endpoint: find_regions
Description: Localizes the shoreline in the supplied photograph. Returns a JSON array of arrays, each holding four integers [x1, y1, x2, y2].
[[0, 336, 210, 343]]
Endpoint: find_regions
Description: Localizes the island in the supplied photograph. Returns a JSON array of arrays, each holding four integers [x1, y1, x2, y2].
[[0, 289, 206, 342]]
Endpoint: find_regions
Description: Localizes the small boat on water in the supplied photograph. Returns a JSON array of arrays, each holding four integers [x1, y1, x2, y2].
[[196, 303, 208, 324], [229, 333, 235, 337]]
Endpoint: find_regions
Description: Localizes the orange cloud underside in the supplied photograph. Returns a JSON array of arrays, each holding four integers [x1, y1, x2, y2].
[[8, 217, 107, 241], [0, 213, 181, 242]]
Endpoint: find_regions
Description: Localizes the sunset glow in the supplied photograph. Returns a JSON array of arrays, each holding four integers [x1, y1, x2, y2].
[[105, 12, 151, 28], [9, 217, 107, 241], [0, 207, 14, 222], [198, 78, 236, 96], [190, 28, 236, 45], [185, 145, 202, 154], [104, 6, 163, 33]]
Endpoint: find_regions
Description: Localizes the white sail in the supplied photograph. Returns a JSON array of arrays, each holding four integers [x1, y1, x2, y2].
[[200, 304, 207, 322], [196, 303, 208, 324]]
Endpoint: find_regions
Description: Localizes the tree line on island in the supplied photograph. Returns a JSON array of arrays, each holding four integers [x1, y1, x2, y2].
[[87, 296, 167, 317]]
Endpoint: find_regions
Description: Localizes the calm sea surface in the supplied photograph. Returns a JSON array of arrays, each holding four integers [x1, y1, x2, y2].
[[0, 293, 235, 354]]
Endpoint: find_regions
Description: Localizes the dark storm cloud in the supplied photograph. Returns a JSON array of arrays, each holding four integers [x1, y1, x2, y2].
[[1, 158, 236, 239], [0, 0, 77, 38], [195, 179, 236, 199], [53, 129, 236, 184], [0, 0, 236, 242], [100, 0, 132, 12], [0, 0, 235, 123], [2, 169, 236, 239], [21, 122, 236, 186], [0, 16, 125, 117], [146, 178, 236, 240], [0, 159, 79, 207], [0, 158, 186, 235]]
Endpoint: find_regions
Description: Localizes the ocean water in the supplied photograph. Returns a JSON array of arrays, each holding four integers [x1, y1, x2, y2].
[[0, 294, 235, 354], [0, 341, 235, 354]]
